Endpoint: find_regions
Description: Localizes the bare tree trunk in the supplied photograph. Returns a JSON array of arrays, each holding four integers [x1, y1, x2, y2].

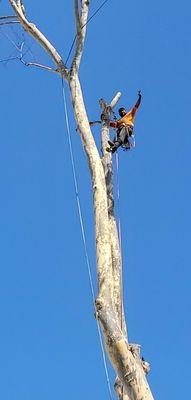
[[7, 2, 154, 399], [69, 73, 114, 302], [99, 97, 127, 337], [69, 74, 154, 400]]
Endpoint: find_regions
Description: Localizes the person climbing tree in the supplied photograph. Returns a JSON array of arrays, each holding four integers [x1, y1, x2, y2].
[[106, 90, 142, 153], [3, 2, 154, 399]]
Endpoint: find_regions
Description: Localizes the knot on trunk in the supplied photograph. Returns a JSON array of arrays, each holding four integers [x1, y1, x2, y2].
[[128, 343, 151, 375], [128, 343, 141, 358]]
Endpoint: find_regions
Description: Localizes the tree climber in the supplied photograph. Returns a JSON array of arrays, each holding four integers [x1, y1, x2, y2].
[[106, 91, 142, 153]]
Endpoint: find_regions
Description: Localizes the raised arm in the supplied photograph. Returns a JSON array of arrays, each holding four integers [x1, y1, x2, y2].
[[131, 90, 142, 115]]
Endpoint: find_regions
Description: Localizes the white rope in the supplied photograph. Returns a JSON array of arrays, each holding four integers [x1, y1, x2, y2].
[[61, 78, 114, 400], [115, 153, 122, 257], [115, 152, 125, 337], [115, 153, 125, 400]]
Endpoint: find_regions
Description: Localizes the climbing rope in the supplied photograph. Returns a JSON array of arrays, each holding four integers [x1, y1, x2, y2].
[[61, 77, 114, 400], [115, 153, 122, 254], [65, 0, 110, 66], [115, 153, 125, 336], [115, 153, 125, 400]]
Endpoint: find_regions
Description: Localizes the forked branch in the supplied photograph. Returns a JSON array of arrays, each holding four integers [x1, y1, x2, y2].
[[9, 0, 68, 77]]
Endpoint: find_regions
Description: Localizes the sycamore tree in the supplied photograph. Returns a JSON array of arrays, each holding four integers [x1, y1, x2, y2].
[[2, 2, 154, 399]]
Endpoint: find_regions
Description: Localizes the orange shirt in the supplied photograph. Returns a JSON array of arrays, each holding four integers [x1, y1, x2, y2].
[[110, 95, 141, 129], [110, 109, 137, 129], [117, 109, 135, 128]]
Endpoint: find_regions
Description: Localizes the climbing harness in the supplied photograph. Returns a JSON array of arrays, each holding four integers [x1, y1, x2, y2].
[[61, 77, 114, 400]]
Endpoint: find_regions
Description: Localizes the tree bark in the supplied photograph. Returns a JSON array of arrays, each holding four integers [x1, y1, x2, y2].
[[69, 73, 114, 303], [7, 2, 155, 399], [99, 97, 127, 337], [69, 76, 154, 399]]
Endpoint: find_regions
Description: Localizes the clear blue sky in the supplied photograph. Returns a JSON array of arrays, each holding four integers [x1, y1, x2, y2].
[[0, 0, 190, 398]]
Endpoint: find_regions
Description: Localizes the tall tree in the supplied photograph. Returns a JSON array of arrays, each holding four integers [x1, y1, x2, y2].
[[5, 2, 154, 399]]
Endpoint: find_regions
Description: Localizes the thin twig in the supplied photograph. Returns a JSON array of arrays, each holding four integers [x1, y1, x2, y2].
[[0, 21, 19, 26], [0, 28, 23, 52], [9, 0, 68, 77], [20, 59, 58, 73], [0, 15, 18, 20], [0, 56, 18, 63], [0, 24, 58, 74]]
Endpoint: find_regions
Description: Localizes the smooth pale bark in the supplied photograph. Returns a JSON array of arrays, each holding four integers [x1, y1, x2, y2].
[[7, 2, 155, 399], [100, 98, 127, 337], [69, 73, 114, 303], [69, 79, 154, 400], [99, 101, 153, 399]]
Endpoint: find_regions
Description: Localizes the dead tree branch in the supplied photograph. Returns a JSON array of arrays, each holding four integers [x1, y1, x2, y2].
[[9, 0, 68, 77], [20, 59, 58, 73], [71, 0, 90, 73], [4, 3, 154, 399], [0, 15, 18, 20], [0, 21, 19, 26]]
